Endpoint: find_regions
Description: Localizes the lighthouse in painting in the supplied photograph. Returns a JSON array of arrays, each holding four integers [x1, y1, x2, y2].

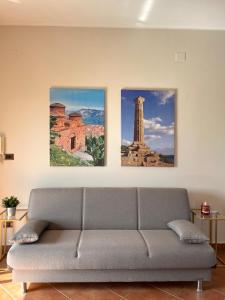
[[126, 96, 154, 164], [121, 92, 174, 167], [134, 96, 145, 144]]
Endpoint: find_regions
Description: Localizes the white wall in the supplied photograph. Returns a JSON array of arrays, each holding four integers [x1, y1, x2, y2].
[[0, 27, 225, 240]]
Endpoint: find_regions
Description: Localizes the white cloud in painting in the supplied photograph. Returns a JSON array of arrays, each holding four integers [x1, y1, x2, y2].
[[152, 90, 175, 105], [144, 134, 162, 141], [151, 117, 162, 123], [144, 118, 174, 136], [66, 105, 104, 112], [122, 139, 132, 146]]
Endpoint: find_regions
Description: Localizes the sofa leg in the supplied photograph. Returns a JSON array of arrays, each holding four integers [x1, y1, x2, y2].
[[21, 282, 27, 294], [197, 280, 203, 292]]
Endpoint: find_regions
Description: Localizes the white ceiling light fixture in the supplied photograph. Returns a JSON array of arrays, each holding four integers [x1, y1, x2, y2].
[[138, 0, 155, 23]]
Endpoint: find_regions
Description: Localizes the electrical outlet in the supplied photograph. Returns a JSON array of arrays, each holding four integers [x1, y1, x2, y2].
[[175, 51, 187, 62], [4, 153, 14, 160]]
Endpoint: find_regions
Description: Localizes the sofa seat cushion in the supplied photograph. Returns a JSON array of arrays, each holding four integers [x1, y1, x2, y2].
[[7, 230, 80, 270], [77, 230, 150, 269], [140, 230, 216, 269]]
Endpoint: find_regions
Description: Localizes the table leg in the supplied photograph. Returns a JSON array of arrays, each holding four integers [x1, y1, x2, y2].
[[191, 212, 195, 223], [3, 221, 7, 256], [0, 221, 2, 261], [215, 219, 218, 256], [209, 220, 213, 244], [214, 219, 225, 267], [0, 221, 6, 262]]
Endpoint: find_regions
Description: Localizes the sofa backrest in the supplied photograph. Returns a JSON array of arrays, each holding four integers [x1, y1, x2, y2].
[[28, 187, 190, 230], [138, 188, 190, 229], [28, 188, 83, 229], [83, 188, 137, 229]]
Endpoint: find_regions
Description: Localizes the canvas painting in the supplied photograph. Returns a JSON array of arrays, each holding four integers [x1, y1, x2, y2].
[[121, 89, 176, 167], [50, 88, 105, 166]]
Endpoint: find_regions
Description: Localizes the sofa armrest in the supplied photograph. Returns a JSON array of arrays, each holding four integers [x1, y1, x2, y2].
[[11, 220, 49, 244], [167, 219, 209, 244]]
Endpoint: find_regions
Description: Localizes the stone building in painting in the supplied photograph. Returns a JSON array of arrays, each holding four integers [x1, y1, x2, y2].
[[50, 102, 103, 154], [121, 96, 172, 167]]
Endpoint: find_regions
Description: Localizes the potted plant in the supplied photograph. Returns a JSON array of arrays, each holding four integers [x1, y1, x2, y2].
[[2, 196, 20, 217]]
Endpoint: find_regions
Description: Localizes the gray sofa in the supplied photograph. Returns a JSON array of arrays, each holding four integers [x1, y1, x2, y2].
[[7, 188, 216, 293]]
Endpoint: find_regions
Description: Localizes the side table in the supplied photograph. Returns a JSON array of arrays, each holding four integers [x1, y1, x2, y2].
[[0, 209, 28, 262], [192, 209, 225, 266]]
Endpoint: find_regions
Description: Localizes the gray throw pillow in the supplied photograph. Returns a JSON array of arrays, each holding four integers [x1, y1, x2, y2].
[[167, 219, 209, 244], [11, 220, 49, 244]]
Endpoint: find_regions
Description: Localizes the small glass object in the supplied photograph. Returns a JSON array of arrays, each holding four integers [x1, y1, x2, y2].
[[201, 202, 210, 216], [211, 210, 219, 218]]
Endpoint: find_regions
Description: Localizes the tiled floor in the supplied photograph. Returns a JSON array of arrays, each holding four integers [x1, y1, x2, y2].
[[1, 251, 225, 300]]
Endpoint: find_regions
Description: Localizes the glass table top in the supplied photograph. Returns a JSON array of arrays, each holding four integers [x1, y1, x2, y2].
[[0, 209, 28, 221], [192, 209, 225, 221]]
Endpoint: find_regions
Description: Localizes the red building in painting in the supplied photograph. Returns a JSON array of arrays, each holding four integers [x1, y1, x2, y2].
[[50, 103, 103, 153]]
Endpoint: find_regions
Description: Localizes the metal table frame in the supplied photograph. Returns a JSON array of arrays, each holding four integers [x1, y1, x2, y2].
[[192, 209, 225, 266], [0, 209, 28, 262]]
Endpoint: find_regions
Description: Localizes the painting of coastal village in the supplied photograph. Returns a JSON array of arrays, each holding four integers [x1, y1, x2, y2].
[[50, 88, 105, 166], [121, 89, 176, 167]]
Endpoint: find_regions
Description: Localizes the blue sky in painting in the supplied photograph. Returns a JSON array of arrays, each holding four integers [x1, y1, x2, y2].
[[121, 89, 175, 155], [50, 88, 105, 111]]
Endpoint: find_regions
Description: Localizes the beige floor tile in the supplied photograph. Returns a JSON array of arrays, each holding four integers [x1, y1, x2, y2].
[[4, 282, 68, 300], [205, 277, 225, 294], [0, 287, 13, 300], [124, 285, 177, 300], [108, 282, 153, 298], [1, 282, 22, 298], [152, 281, 225, 300], [51, 282, 121, 300]]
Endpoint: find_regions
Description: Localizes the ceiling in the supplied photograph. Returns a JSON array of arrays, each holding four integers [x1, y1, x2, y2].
[[0, 0, 225, 30]]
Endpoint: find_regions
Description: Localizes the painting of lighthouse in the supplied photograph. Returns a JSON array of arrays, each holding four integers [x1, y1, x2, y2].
[[50, 87, 105, 166], [121, 89, 176, 167]]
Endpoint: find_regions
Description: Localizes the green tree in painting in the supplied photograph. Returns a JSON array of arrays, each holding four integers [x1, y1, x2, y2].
[[50, 116, 59, 144], [50, 144, 92, 166], [121, 145, 128, 154], [85, 135, 104, 166], [50, 115, 57, 129]]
